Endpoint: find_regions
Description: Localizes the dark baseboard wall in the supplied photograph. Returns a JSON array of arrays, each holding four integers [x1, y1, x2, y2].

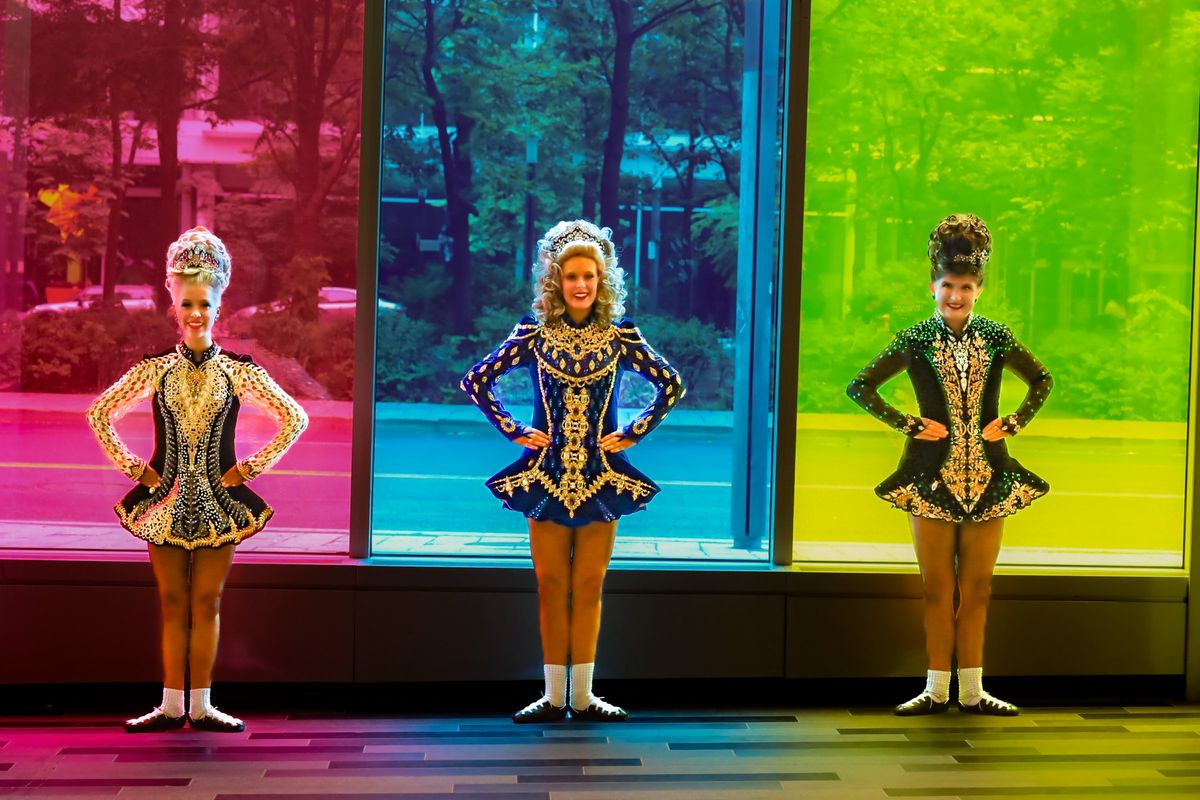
[[0, 555, 1187, 686]]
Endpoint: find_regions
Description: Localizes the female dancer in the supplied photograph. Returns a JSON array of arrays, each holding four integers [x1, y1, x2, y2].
[[462, 219, 685, 723], [847, 213, 1052, 716], [88, 227, 308, 732]]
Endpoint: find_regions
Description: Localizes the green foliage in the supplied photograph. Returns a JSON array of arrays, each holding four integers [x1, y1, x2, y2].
[[244, 309, 357, 400], [373, 311, 446, 402], [625, 313, 731, 409], [799, 0, 1200, 423], [20, 308, 177, 393]]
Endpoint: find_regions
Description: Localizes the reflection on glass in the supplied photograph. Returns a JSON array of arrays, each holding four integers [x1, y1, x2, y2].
[[371, 1, 782, 560], [0, 1, 362, 554], [795, 0, 1200, 568]]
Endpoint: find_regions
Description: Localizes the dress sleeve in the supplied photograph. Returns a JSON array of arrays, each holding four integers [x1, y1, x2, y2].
[[228, 359, 310, 480], [86, 358, 163, 480], [460, 314, 539, 441], [616, 317, 687, 441], [999, 328, 1053, 434], [846, 335, 924, 436]]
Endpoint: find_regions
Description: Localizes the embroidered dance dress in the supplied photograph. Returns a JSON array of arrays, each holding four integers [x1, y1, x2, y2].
[[87, 343, 309, 549], [847, 313, 1053, 522], [461, 314, 685, 527]]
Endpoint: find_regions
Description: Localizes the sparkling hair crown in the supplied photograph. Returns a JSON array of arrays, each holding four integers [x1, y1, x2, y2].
[[168, 245, 223, 279], [950, 249, 990, 267], [548, 223, 606, 256]]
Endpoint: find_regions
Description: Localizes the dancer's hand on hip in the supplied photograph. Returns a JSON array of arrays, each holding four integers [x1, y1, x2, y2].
[[220, 466, 246, 487], [981, 418, 1013, 441], [515, 429, 550, 450], [599, 431, 635, 453], [139, 465, 162, 488], [913, 418, 949, 441]]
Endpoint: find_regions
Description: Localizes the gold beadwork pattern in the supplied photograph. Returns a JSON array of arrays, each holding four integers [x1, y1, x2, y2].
[[975, 480, 1046, 522], [224, 358, 310, 480], [459, 318, 540, 439], [87, 354, 176, 479], [879, 482, 958, 522], [930, 324, 992, 513], [616, 323, 686, 440], [89, 347, 307, 549], [491, 320, 655, 517], [850, 313, 1052, 523]]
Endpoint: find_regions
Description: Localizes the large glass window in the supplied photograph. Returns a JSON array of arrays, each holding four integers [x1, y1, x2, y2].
[[0, 1, 362, 554], [369, 1, 787, 560], [794, 0, 1200, 568]]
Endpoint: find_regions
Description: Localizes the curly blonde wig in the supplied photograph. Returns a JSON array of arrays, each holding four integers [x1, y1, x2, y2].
[[165, 226, 232, 296], [928, 213, 992, 282], [532, 219, 627, 327]]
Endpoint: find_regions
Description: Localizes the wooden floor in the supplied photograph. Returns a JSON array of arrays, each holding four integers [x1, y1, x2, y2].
[[2, 705, 1200, 799]]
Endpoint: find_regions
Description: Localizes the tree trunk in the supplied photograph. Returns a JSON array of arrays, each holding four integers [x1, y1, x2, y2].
[[102, 0, 124, 303], [291, 0, 321, 258], [155, 0, 183, 278], [599, 0, 634, 231], [423, 0, 472, 334]]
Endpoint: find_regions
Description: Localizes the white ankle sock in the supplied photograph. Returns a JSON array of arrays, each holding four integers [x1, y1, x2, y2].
[[925, 669, 951, 703], [189, 687, 212, 720], [958, 667, 984, 705], [544, 664, 567, 707], [569, 662, 595, 710], [161, 688, 185, 718]]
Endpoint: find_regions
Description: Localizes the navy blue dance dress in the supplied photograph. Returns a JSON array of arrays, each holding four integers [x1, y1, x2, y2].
[[461, 313, 686, 527], [847, 313, 1053, 523]]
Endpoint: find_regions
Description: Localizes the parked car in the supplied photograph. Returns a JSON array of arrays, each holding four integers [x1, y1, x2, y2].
[[27, 284, 156, 314], [230, 286, 402, 320]]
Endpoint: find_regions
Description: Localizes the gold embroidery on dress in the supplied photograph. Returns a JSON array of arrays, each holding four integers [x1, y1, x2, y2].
[[92, 349, 306, 549], [975, 481, 1045, 522], [87, 355, 175, 479], [489, 321, 655, 516], [930, 328, 992, 513], [225, 358, 309, 480], [880, 482, 959, 522]]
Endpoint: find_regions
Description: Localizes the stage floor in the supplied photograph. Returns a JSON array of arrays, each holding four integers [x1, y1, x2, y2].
[[2, 704, 1200, 798]]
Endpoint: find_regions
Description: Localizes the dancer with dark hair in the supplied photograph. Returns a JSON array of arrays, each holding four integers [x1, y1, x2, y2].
[[847, 213, 1053, 716]]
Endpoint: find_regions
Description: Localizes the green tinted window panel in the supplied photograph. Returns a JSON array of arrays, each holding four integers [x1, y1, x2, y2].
[[795, 0, 1200, 568]]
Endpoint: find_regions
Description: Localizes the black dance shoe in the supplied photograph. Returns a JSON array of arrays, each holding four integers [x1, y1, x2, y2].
[[188, 707, 246, 732], [894, 692, 951, 716], [512, 696, 568, 724], [958, 692, 1019, 716], [568, 697, 629, 722], [124, 707, 187, 733]]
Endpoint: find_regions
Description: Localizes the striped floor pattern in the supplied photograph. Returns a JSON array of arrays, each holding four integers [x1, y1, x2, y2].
[[2, 705, 1199, 798]]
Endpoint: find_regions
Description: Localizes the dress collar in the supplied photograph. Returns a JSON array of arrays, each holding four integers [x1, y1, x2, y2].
[[562, 312, 595, 330], [177, 341, 220, 365], [933, 311, 975, 340]]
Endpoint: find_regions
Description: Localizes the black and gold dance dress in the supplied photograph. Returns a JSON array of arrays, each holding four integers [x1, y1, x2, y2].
[[461, 313, 685, 526], [847, 313, 1053, 522], [87, 342, 309, 549]]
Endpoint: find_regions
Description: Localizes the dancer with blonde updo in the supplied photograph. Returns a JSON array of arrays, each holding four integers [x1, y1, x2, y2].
[[88, 227, 308, 732]]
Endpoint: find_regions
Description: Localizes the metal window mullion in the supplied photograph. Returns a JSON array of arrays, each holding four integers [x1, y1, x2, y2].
[[349, 0, 387, 560]]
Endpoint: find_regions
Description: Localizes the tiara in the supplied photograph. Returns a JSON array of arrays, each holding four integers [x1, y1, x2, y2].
[[951, 249, 990, 266], [169, 245, 221, 276], [549, 223, 605, 254]]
